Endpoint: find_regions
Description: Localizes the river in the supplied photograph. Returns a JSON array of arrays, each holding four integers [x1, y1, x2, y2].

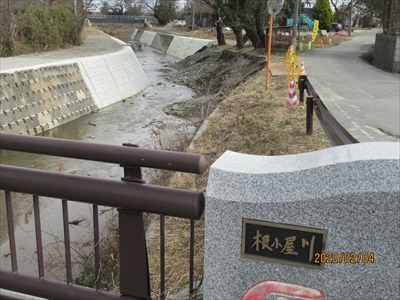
[[0, 44, 197, 280]]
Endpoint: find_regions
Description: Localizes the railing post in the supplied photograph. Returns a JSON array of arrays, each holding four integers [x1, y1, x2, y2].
[[119, 142, 150, 299], [306, 95, 314, 135], [119, 209, 151, 299], [298, 75, 306, 103]]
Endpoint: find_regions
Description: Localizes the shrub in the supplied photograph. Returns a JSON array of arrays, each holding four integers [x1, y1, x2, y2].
[[1, 5, 83, 56], [312, 0, 334, 32], [17, 5, 82, 52]]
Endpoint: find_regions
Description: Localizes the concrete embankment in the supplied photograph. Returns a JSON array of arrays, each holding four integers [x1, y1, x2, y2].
[[0, 30, 214, 135], [130, 29, 214, 59], [0, 36, 148, 135]]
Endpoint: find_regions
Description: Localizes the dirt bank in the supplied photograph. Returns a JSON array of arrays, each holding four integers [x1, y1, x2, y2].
[[163, 46, 281, 121]]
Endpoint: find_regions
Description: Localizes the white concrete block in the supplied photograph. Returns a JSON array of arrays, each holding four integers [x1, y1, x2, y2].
[[140, 31, 157, 46], [130, 29, 139, 40]]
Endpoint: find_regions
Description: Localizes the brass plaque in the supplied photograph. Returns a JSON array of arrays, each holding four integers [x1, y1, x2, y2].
[[242, 219, 327, 269]]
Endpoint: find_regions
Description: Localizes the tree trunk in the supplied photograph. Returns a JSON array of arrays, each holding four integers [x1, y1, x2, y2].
[[216, 20, 226, 45], [384, 0, 393, 34], [254, 0, 266, 49], [244, 27, 261, 49], [216, 14, 226, 46], [232, 26, 244, 49], [154, 13, 167, 26]]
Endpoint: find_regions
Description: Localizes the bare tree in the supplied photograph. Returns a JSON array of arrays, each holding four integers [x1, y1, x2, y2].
[[201, 0, 226, 46], [141, 0, 177, 25]]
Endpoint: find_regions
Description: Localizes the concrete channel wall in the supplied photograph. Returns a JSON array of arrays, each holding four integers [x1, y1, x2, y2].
[[0, 40, 148, 135], [130, 29, 214, 59], [1, 63, 96, 135], [0, 31, 214, 136]]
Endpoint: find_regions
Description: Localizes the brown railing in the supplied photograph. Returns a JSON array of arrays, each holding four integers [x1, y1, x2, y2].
[[0, 132, 207, 300]]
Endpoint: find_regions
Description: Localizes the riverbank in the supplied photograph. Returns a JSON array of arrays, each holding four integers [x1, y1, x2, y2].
[[0, 27, 149, 135]]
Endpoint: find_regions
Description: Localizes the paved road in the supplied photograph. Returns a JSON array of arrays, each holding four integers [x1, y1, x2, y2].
[[299, 29, 400, 142]]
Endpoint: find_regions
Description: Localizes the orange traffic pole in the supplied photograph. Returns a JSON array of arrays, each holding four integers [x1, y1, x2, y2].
[[266, 14, 273, 91]]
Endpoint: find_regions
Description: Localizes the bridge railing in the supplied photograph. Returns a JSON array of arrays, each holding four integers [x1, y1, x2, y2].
[[87, 15, 150, 21], [298, 75, 359, 146], [0, 132, 207, 300]]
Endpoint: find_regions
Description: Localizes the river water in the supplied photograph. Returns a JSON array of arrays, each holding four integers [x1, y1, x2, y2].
[[0, 45, 196, 280]]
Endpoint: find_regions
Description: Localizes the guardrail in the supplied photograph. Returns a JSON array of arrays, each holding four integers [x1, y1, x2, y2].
[[87, 15, 150, 21], [0, 133, 207, 300], [298, 75, 359, 146]]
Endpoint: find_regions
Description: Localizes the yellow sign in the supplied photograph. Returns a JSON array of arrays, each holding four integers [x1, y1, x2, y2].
[[311, 20, 319, 43], [284, 46, 302, 84]]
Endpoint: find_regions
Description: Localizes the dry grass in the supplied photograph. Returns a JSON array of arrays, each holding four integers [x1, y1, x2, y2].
[[191, 67, 331, 161], [145, 66, 331, 298]]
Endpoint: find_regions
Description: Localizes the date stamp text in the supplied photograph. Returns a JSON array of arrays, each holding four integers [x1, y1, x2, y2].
[[314, 252, 375, 264]]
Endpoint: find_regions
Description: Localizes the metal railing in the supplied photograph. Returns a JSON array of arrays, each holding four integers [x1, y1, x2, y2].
[[298, 75, 359, 146], [87, 15, 150, 21], [0, 132, 207, 300]]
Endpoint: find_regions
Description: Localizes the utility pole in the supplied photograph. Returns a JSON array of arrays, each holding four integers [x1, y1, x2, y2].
[[349, 0, 352, 36], [192, 0, 196, 30], [298, 0, 302, 48], [292, 0, 299, 48]]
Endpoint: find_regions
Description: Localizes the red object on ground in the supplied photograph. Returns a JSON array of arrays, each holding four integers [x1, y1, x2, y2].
[[241, 280, 323, 300]]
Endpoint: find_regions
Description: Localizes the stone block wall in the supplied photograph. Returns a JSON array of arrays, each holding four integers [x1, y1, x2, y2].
[[373, 33, 400, 73], [0, 40, 148, 135], [0, 64, 95, 135], [394, 33, 400, 73]]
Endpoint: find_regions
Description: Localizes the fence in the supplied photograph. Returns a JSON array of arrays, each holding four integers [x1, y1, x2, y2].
[[298, 75, 359, 146], [0, 132, 207, 300], [87, 15, 150, 21]]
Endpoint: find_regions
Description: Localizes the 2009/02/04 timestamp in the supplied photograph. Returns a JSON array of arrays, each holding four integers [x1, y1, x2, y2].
[[314, 252, 375, 264]]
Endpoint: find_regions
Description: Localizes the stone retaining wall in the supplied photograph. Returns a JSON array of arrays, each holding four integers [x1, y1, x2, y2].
[[0, 42, 148, 135], [0, 30, 213, 136], [0, 64, 95, 135], [373, 33, 400, 73]]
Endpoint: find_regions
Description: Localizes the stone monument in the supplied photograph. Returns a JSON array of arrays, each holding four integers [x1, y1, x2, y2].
[[204, 142, 399, 299]]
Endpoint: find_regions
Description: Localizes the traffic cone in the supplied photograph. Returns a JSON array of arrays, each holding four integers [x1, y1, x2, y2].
[[299, 41, 303, 51], [286, 80, 299, 107], [308, 41, 312, 50], [300, 61, 306, 75]]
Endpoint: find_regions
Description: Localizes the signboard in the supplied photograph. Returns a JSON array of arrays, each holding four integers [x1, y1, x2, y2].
[[311, 19, 319, 43], [242, 219, 327, 269], [344, 20, 350, 26]]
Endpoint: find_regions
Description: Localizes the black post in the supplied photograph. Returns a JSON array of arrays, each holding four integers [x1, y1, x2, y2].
[[306, 95, 314, 135], [298, 75, 306, 103]]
